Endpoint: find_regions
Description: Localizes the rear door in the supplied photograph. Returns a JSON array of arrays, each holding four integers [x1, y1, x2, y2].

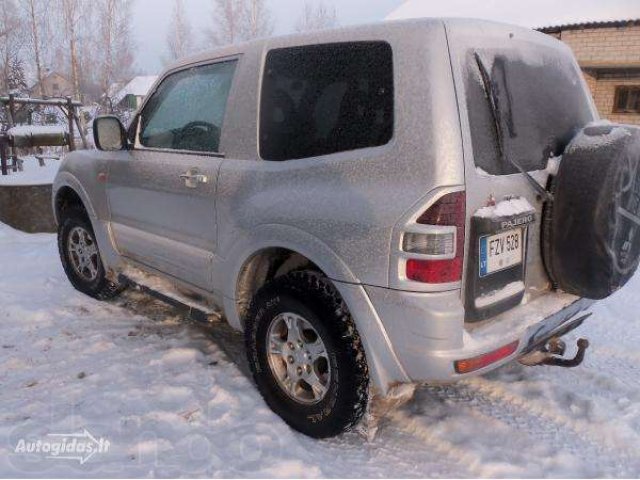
[[107, 59, 238, 290], [445, 21, 597, 321]]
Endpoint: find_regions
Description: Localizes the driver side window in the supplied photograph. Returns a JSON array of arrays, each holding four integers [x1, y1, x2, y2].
[[139, 60, 237, 153]]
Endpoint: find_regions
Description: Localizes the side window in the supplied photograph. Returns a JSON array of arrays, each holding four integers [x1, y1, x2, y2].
[[139, 60, 237, 153], [260, 42, 393, 161]]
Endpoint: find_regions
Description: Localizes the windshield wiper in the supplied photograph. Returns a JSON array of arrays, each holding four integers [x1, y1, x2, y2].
[[474, 52, 554, 203]]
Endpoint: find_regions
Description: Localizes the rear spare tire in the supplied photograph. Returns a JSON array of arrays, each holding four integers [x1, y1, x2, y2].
[[544, 124, 640, 299]]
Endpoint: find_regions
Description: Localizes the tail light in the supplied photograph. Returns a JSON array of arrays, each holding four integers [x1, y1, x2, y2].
[[403, 191, 466, 284], [454, 340, 519, 374]]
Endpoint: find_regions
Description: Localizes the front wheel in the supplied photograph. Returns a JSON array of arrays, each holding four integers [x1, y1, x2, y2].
[[58, 206, 122, 300], [245, 271, 369, 438]]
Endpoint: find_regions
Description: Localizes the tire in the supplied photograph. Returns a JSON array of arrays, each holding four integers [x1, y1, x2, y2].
[[58, 206, 122, 300], [543, 124, 640, 299], [245, 270, 369, 438]]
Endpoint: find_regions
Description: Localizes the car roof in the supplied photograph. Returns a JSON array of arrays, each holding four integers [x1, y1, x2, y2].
[[166, 18, 540, 69], [158, 17, 558, 84]]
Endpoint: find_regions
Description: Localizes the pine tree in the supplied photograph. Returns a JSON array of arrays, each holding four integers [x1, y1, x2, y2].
[[7, 56, 27, 92]]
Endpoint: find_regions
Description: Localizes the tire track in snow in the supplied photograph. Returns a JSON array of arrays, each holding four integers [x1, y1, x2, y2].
[[114, 288, 640, 477], [594, 347, 640, 363], [417, 384, 608, 476], [385, 409, 485, 478], [458, 377, 640, 476], [503, 344, 640, 413], [115, 293, 469, 478], [526, 359, 640, 418], [584, 349, 640, 390]]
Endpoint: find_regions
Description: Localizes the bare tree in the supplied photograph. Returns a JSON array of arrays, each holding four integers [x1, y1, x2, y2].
[[60, 0, 82, 99], [243, 0, 273, 40], [21, 0, 49, 95], [0, 0, 26, 94], [96, 0, 135, 106], [205, 0, 273, 46], [295, 0, 338, 33], [206, 0, 244, 46], [166, 0, 195, 62]]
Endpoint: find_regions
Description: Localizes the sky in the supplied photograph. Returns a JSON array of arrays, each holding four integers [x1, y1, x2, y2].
[[132, 0, 640, 75], [131, 0, 403, 74], [387, 0, 640, 28]]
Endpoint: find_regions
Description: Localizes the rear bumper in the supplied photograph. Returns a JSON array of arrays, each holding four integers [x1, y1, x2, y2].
[[364, 285, 594, 382]]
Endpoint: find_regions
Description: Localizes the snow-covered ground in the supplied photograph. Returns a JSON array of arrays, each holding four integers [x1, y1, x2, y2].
[[0, 156, 62, 186], [1, 222, 639, 478]]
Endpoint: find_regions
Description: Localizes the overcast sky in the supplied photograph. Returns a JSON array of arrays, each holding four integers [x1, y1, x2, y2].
[[132, 0, 640, 75]]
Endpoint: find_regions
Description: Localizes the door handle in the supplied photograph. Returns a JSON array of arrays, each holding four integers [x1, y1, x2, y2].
[[180, 168, 209, 188]]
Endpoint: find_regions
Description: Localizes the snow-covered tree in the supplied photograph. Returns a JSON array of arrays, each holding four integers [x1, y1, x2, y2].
[[295, 0, 338, 33]]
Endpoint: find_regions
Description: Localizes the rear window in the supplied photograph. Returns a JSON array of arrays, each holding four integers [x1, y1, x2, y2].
[[260, 42, 394, 161], [465, 49, 594, 175]]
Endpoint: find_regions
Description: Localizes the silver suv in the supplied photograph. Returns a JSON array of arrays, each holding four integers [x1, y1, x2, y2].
[[52, 18, 640, 438]]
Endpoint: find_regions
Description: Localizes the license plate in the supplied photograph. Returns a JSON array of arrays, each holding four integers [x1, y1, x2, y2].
[[479, 228, 524, 277]]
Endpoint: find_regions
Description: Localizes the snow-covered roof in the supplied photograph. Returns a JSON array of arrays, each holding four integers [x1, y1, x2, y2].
[[538, 19, 640, 33], [386, 0, 640, 30], [113, 75, 158, 103]]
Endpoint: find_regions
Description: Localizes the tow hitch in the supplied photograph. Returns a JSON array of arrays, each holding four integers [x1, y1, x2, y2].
[[519, 337, 590, 368]]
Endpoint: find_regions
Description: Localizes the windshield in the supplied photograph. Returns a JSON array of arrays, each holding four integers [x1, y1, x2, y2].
[[465, 48, 595, 175]]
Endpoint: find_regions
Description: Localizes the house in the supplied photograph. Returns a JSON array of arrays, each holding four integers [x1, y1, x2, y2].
[[30, 71, 73, 98], [112, 76, 158, 110], [539, 20, 640, 125]]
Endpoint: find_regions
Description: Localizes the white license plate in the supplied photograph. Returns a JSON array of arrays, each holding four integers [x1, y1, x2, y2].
[[479, 228, 524, 277]]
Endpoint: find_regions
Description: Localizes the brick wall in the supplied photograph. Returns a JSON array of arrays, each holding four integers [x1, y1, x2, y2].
[[592, 73, 640, 125], [547, 23, 640, 124], [559, 25, 640, 65]]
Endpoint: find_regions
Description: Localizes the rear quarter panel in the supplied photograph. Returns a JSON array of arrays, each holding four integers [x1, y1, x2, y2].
[[215, 20, 466, 298]]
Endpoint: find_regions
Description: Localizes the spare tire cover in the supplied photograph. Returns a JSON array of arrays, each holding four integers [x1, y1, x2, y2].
[[543, 124, 640, 299]]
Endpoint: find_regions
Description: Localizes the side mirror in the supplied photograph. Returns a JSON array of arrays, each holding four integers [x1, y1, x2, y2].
[[93, 115, 127, 151]]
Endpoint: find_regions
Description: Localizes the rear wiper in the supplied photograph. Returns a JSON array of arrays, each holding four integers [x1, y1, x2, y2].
[[474, 53, 554, 203]]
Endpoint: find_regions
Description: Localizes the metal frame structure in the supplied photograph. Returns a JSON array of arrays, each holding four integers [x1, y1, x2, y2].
[[0, 94, 87, 175]]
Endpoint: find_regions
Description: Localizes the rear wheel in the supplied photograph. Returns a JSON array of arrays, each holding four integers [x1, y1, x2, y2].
[[245, 270, 369, 438], [58, 206, 122, 300]]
